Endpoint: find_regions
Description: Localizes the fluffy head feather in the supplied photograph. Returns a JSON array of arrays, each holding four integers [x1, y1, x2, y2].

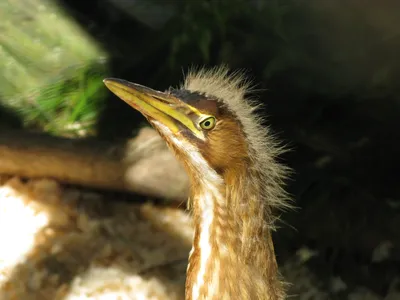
[[182, 66, 290, 216]]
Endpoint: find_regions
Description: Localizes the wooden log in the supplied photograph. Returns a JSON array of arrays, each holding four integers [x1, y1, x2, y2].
[[0, 127, 189, 201]]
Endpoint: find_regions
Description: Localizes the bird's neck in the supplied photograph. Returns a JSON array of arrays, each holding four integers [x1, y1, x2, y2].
[[186, 164, 285, 300]]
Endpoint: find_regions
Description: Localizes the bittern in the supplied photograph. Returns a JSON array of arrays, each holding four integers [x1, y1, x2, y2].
[[104, 67, 289, 300]]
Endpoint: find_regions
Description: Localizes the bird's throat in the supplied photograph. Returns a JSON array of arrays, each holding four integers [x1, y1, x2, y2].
[[185, 166, 284, 300], [161, 131, 284, 299]]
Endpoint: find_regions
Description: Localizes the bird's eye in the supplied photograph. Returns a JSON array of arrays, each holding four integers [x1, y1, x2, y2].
[[199, 117, 216, 130]]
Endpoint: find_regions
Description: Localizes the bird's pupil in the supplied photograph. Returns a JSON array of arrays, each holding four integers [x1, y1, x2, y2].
[[204, 121, 210, 127]]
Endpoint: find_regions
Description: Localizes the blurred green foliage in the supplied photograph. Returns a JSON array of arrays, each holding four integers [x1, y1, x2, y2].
[[1, 0, 399, 137], [0, 0, 107, 136], [19, 64, 107, 136]]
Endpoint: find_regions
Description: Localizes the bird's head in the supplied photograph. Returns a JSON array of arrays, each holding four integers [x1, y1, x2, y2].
[[103, 70, 252, 176], [104, 67, 287, 212]]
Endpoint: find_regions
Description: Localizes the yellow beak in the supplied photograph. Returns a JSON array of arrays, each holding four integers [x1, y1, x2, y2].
[[103, 78, 204, 139]]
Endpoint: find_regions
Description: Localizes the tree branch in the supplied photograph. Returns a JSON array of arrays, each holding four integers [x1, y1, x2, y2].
[[0, 128, 189, 201]]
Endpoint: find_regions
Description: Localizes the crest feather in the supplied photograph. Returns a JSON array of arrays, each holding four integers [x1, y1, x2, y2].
[[183, 66, 291, 215]]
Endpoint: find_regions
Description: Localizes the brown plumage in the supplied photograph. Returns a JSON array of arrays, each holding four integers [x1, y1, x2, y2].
[[104, 66, 290, 300]]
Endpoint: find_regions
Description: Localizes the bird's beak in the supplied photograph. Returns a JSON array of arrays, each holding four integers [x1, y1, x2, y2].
[[103, 78, 203, 139]]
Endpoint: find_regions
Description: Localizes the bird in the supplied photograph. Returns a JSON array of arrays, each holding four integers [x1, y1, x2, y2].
[[103, 67, 289, 300]]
